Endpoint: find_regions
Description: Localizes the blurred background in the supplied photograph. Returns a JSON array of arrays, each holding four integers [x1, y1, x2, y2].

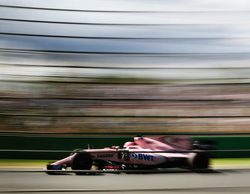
[[1, 0, 250, 158]]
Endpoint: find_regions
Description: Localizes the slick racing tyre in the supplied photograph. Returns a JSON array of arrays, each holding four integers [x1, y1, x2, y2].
[[188, 152, 210, 171], [71, 152, 93, 175]]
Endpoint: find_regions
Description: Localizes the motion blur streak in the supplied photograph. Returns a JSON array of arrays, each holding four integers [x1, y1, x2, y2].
[[1, 170, 250, 194], [0, 0, 250, 135]]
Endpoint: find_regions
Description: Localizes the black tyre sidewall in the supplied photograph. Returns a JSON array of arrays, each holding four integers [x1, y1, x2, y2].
[[71, 152, 92, 174]]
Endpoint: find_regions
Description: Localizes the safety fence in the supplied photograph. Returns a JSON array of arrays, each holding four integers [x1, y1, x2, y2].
[[1, 134, 250, 159]]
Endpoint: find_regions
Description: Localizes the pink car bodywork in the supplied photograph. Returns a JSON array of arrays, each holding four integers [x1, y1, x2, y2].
[[46, 136, 210, 174]]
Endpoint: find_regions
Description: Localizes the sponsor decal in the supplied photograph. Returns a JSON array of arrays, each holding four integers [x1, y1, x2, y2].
[[131, 153, 154, 161]]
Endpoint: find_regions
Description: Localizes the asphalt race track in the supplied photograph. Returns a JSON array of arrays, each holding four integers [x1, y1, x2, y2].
[[0, 169, 250, 194]]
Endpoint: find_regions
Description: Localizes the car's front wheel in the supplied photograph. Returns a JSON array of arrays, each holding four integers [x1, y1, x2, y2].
[[71, 152, 92, 175]]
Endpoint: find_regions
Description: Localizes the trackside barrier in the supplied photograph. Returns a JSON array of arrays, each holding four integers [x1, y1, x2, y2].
[[0, 135, 250, 159], [1, 149, 250, 153]]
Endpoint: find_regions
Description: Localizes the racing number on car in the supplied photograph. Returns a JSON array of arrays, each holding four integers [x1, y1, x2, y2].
[[118, 150, 130, 161]]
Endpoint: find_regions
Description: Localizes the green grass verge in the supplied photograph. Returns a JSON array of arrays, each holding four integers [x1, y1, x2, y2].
[[212, 158, 250, 166], [0, 159, 51, 168]]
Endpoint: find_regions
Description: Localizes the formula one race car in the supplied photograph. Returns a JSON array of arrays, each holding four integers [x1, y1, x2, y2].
[[46, 136, 211, 174]]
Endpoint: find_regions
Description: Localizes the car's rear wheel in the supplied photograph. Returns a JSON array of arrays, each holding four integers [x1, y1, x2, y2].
[[71, 152, 92, 175], [188, 152, 210, 171]]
